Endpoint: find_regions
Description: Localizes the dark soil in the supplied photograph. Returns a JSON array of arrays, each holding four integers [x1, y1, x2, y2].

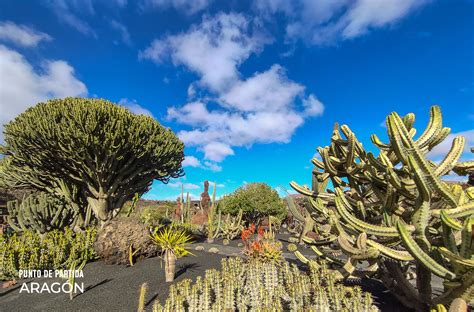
[[1, 235, 414, 312], [0, 251, 226, 312]]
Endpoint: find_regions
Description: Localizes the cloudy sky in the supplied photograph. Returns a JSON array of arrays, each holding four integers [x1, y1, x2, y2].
[[0, 0, 473, 200]]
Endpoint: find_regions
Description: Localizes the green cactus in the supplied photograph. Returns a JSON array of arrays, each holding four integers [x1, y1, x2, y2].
[[207, 182, 220, 243], [290, 105, 474, 311], [219, 209, 243, 240], [0, 97, 184, 223], [7, 192, 84, 233]]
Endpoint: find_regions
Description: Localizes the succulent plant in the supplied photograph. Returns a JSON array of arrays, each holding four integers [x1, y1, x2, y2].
[[0, 97, 184, 223], [149, 257, 378, 311], [219, 209, 243, 240], [290, 106, 474, 310], [7, 192, 83, 233]]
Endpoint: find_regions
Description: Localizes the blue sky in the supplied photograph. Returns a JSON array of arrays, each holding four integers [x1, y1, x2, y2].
[[0, 0, 473, 200]]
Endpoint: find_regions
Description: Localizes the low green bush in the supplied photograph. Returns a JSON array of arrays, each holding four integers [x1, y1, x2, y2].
[[218, 183, 287, 223], [0, 227, 97, 280], [139, 204, 174, 226]]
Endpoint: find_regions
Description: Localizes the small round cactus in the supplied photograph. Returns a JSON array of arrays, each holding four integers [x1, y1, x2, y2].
[[287, 243, 298, 252]]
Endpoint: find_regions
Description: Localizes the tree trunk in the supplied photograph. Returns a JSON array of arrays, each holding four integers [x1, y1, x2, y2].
[[164, 250, 176, 282]]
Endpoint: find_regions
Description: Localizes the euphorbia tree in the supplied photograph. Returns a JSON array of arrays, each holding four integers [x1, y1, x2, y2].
[[0, 97, 184, 224]]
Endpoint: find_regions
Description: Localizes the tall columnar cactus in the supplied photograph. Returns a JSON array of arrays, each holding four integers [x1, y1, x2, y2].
[[7, 192, 86, 233], [207, 182, 220, 243], [290, 106, 474, 311], [0, 98, 185, 223]]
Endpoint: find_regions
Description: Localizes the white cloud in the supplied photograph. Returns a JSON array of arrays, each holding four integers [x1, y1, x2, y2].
[[428, 130, 474, 160], [203, 161, 222, 172], [140, 13, 270, 92], [144, 13, 324, 165], [118, 98, 153, 117], [0, 21, 52, 47], [167, 182, 200, 190], [302, 94, 324, 117], [182, 155, 202, 167], [202, 141, 234, 162], [0, 45, 87, 141], [110, 20, 131, 45], [44, 0, 96, 37], [254, 0, 430, 45], [140, 0, 212, 15], [221, 64, 304, 112]]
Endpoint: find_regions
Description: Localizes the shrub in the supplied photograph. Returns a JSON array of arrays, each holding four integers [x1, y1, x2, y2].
[[150, 257, 378, 311], [0, 97, 184, 224], [0, 227, 97, 280], [219, 183, 286, 223], [94, 218, 158, 265], [139, 205, 171, 228]]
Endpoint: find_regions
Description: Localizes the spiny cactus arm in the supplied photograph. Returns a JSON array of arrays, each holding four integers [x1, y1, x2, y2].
[[414, 106, 443, 149], [308, 196, 329, 216], [444, 226, 460, 258], [365, 239, 414, 261], [310, 246, 345, 266], [338, 235, 365, 256], [459, 218, 473, 259], [311, 157, 325, 170], [440, 211, 463, 231], [397, 221, 456, 280], [370, 134, 390, 149], [452, 160, 474, 176], [438, 247, 474, 268], [334, 188, 401, 237], [285, 195, 305, 222], [434, 203, 474, 219], [434, 136, 465, 177], [391, 112, 458, 206], [301, 235, 337, 246], [289, 181, 317, 197]]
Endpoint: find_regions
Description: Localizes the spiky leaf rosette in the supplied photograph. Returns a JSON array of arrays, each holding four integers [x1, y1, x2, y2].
[[0, 97, 184, 222]]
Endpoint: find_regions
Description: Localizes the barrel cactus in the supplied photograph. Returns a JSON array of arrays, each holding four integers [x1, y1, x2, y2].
[[0, 97, 185, 223], [290, 106, 473, 310]]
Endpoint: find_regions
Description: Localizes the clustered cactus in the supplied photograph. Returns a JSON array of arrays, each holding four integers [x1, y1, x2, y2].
[[7, 192, 87, 233], [147, 257, 378, 311], [290, 106, 474, 310], [0, 227, 97, 280], [219, 209, 244, 240]]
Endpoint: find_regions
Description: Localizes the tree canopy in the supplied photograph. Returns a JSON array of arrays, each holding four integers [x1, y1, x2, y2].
[[218, 182, 286, 223], [0, 97, 184, 224]]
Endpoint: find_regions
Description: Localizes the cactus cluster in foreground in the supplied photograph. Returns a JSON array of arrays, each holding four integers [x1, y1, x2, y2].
[[149, 257, 378, 311], [290, 105, 473, 310]]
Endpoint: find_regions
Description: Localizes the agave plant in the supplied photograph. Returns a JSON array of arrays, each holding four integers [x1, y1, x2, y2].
[[150, 227, 193, 282]]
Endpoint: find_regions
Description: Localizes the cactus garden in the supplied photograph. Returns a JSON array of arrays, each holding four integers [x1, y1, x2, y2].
[[1, 1, 473, 311]]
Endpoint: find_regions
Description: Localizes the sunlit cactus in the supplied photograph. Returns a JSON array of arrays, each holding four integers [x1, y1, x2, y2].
[[6, 192, 83, 233], [290, 105, 474, 310], [0, 97, 185, 223]]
